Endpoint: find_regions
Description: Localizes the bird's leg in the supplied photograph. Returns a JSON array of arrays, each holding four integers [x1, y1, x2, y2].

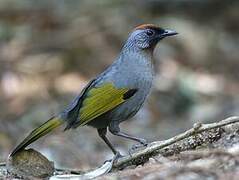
[[109, 124, 147, 145], [109, 124, 148, 154], [97, 128, 122, 156]]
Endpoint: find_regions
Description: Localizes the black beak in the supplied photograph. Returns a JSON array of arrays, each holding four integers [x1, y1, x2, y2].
[[162, 29, 178, 37]]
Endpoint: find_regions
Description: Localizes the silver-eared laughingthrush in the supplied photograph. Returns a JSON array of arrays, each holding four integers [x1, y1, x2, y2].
[[10, 24, 177, 157]]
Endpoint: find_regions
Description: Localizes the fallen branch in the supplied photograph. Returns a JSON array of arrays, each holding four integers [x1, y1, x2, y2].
[[114, 116, 239, 169]]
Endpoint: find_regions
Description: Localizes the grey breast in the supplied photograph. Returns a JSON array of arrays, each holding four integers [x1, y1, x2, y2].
[[97, 51, 155, 123]]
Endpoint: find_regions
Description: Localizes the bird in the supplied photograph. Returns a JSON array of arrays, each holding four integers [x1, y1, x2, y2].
[[10, 24, 177, 157]]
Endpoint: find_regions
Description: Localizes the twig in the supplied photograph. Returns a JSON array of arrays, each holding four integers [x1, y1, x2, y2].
[[114, 116, 239, 169], [54, 167, 82, 175]]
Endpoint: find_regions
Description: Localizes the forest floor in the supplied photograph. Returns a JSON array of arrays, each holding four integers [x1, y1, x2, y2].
[[1, 117, 239, 180]]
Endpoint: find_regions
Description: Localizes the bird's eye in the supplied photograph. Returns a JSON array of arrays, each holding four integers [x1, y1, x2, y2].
[[146, 30, 154, 36]]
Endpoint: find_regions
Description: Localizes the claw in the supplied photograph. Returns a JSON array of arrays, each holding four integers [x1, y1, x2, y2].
[[104, 151, 123, 164], [114, 151, 123, 161], [128, 140, 148, 155], [139, 139, 148, 146]]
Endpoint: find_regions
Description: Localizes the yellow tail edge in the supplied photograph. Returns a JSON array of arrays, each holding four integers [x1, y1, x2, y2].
[[10, 117, 63, 157]]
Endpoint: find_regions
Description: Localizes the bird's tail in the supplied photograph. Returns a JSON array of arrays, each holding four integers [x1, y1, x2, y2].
[[10, 116, 64, 157]]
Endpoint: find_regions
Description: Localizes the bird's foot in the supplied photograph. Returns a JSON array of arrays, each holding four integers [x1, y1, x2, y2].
[[129, 139, 148, 156], [104, 151, 123, 164], [114, 151, 124, 161]]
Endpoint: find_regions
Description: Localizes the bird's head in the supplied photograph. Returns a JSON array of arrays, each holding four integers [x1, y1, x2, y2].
[[123, 24, 177, 52]]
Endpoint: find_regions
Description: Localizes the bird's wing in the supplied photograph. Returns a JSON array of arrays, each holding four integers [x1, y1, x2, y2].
[[78, 82, 137, 126], [63, 78, 97, 130], [63, 78, 137, 129]]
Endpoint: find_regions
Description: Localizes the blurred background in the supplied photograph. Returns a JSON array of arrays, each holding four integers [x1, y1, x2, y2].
[[0, 0, 238, 170]]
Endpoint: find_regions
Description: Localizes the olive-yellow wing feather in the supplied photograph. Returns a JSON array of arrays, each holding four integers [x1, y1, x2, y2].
[[78, 82, 137, 126]]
